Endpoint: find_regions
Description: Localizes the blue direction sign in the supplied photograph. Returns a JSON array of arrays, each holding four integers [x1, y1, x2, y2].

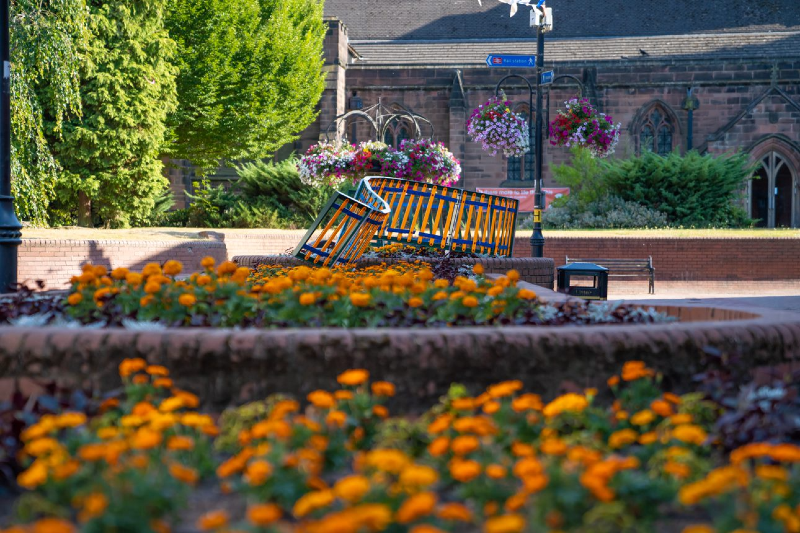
[[485, 54, 537, 68], [540, 70, 555, 85]]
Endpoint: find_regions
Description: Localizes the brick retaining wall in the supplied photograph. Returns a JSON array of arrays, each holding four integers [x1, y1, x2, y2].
[[18, 232, 800, 289], [19, 240, 227, 290], [514, 236, 800, 282]]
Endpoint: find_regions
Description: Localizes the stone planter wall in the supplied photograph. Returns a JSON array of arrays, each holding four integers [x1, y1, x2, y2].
[[2, 304, 799, 413]]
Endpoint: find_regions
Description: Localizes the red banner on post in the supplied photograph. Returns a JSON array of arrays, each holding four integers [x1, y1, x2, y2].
[[476, 188, 570, 212]]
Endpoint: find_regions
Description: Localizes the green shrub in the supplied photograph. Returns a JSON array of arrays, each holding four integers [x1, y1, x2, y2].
[[550, 147, 608, 209], [529, 195, 670, 229], [155, 157, 334, 229], [602, 150, 755, 227]]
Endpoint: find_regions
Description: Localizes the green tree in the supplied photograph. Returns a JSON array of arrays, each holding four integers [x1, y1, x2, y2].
[[50, 0, 177, 227], [11, 0, 88, 225], [164, 0, 327, 173]]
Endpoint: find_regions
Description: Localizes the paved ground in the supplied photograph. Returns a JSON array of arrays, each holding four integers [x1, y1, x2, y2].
[[608, 282, 800, 314]]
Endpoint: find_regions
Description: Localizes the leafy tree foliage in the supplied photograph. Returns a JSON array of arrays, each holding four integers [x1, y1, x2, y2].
[[165, 0, 327, 173], [11, 0, 88, 225], [49, 0, 177, 227]]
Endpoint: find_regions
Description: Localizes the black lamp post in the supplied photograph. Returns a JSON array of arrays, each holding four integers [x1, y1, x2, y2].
[[0, 0, 21, 293]]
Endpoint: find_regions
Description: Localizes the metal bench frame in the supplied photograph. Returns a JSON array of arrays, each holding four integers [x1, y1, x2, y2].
[[565, 256, 655, 294]]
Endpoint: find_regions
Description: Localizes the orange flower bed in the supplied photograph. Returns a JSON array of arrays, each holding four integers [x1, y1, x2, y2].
[[5, 360, 800, 533]]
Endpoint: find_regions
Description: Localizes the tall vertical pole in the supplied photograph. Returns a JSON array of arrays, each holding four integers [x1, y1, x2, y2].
[[0, 0, 21, 292], [529, 25, 545, 258]]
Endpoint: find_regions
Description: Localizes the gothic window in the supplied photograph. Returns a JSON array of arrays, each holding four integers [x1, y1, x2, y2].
[[382, 118, 413, 148], [396, 126, 411, 149], [638, 107, 674, 156], [506, 156, 521, 181]]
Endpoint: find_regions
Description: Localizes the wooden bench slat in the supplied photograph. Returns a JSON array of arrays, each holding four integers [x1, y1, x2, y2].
[[565, 255, 655, 294]]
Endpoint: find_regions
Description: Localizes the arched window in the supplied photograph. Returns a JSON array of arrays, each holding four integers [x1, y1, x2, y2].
[[382, 116, 414, 149], [638, 106, 675, 156], [506, 156, 522, 182], [751, 150, 797, 228]]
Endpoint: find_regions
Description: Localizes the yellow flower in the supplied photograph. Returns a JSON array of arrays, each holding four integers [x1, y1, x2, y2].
[[428, 436, 450, 457], [408, 297, 424, 308], [487, 380, 522, 398], [201, 256, 216, 268], [486, 464, 507, 479], [484, 514, 526, 533], [159, 396, 184, 412], [473, 263, 485, 275], [333, 475, 371, 503], [432, 291, 448, 301], [396, 491, 438, 523], [131, 428, 163, 450], [337, 369, 369, 386], [630, 409, 656, 426], [119, 357, 147, 378], [621, 361, 654, 381], [451, 435, 480, 456], [540, 438, 567, 456], [146, 365, 169, 376], [166, 435, 194, 451], [67, 293, 83, 305], [326, 410, 347, 428], [681, 526, 715, 533], [364, 449, 410, 474], [197, 510, 229, 531], [247, 504, 282, 527], [245, 460, 272, 486], [651, 399, 674, 417], [307, 390, 336, 409]]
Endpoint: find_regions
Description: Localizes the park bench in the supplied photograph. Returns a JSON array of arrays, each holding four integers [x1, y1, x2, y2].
[[565, 256, 655, 294]]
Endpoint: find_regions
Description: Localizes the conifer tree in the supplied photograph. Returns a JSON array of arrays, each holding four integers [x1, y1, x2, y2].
[[50, 0, 177, 227], [165, 0, 327, 173]]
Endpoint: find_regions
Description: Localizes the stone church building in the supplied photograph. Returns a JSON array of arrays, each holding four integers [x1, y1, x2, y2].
[[173, 1, 800, 227]]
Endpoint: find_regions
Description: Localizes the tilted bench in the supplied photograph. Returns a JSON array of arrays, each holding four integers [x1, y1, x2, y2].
[[565, 256, 655, 294]]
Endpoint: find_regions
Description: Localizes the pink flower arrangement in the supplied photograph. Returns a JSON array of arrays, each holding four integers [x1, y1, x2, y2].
[[549, 98, 621, 158], [299, 140, 461, 188], [467, 94, 530, 157]]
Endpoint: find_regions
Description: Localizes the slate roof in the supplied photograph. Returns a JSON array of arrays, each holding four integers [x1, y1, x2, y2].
[[349, 31, 800, 67], [325, 0, 800, 41]]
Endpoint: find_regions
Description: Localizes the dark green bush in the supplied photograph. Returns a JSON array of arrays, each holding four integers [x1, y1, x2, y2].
[[530, 195, 669, 229], [602, 150, 755, 227], [160, 158, 334, 229]]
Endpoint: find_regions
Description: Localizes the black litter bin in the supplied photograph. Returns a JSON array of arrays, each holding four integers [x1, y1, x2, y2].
[[557, 262, 608, 300]]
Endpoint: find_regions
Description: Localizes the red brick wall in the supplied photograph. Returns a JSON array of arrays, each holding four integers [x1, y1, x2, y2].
[[513, 236, 800, 281], [19, 240, 228, 290]]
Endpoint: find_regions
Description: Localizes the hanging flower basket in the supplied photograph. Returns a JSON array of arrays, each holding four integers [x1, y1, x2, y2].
[[298, 140, 461, 188], [467, 94, 530, 157], [548, 98, 621, 158]]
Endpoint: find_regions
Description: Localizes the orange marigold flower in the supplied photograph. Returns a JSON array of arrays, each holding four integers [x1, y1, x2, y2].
[[511, 393, 542, 412], [245, 460, 273, 486], [153, 377, 173, 388], [146, 365, 169, 377], [671, 425, 707, 446], [350, 293, 372, 307], [487, 380, 523, 398], [337, 369, 369, 386], [78, 492, 108, 522], [451, 435, 480, 456], [372, 405, 389, 419], [517, 288, 536, 300], [299, 292, 316, 306], [30, 518, 76, 533], [609, 429, 638, 449], [607, 375, 620, 387], [664, 461, 691, 479], [163, 260, 183, 276], [630, 409, 656, 426], [542, 393, 588, 418], [438, 502, 473, 522], [326, 410, 347, 428], [169, 463, 199, 485], [217, 261, 238, 277], [486, 464, 507, 479], [119, 357, 147, 378], [408, 297, 424, 308], [432, 291, 448, 301], [293, 490, 334, 518], [371, 381, 396, 397], [197, 510, 229, 531], [131, 428, 162, 450], [449, 458, 482, 483], [17, 461, 48, 489], [681, 526, 715, 533], [462, 296, 479, 308], [178, 293, 197, 307], [200, 256, 216, 269], [333, 475, 371, 503], [166, 435, 194, 451], [307, 390, 336, 409], [428, 436, 450, 457], [396, 492, 438, 523], [484, 514, 525, 533], [663, 392, 682, 405], [651, 399, 674, 417], [621, 361, 655, 381], [334, 390, 354, 401], [540, 438, 568, 456], [247, 504, 282, 527], [639, 432, 658, 445], [410, 526, 447, 533], [399, 464, 439, 487], [67, 293, 83, 306]]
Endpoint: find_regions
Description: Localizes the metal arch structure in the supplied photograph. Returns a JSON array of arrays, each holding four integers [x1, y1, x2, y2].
[[545, 74, 586, 130], [324, 100, 435, 144]]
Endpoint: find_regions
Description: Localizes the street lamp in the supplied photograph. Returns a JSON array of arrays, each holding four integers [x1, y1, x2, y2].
[[0, 0, 21, 293], [529, 3, 552, 258]]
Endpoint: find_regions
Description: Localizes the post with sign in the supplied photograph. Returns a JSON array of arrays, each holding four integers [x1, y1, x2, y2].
[[530, 12, 547, 259], [0, 0, 22, 293]]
